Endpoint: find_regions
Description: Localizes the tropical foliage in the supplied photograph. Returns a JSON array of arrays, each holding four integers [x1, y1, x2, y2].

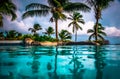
[[68, 12, 85, 42], [86, 0, 114, 41], [28, 23, 42, 36], [0, 32, 4, 40], [0, 0, 17, 27], [2, 30, 22, 40], [87, 23, 107, 42], [59, 29, 71, 41], [22, 0, 90, 41], [44, 26, 54, 37]]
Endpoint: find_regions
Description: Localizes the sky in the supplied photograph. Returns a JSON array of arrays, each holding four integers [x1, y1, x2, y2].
[[1, 0, 120, 43]]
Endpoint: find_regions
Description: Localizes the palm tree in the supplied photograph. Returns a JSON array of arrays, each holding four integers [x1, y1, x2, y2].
[[87, 23, 107, 41], [87, 0, 114, 41], [68, 12, 85, 42], [22, 0, 90, 41], [28, 23, 42, 35], [0, 0, 17, 27], [5, 30, 17, 39], [0, 32, 4, 39], [44, 26, 54, 37], [59, 29, 71, 41], [16, 32, 22, 40]]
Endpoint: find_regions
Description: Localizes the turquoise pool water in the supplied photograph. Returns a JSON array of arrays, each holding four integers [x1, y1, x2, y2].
[[0, 45, 120, 79]]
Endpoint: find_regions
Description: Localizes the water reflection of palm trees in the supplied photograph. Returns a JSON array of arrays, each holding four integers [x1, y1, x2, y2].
[[27, 46, 41, 73], [68, 46, 85, 79], [94, 46, 106, 79], [47, 46, 74, 79], [46, 46, 58, 79]]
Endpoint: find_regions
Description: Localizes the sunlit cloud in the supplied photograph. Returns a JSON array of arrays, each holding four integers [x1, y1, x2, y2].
[[105, 27, 120, 36]]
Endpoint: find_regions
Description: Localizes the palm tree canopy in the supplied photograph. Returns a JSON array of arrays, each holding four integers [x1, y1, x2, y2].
[[68, 12, 85, 33], [0, 0, 17, 27], [87, 23, 107, 41], [5, 30, 17, 38], [28, 28, 36, 33], [0, 32, 4, 37], [59, 29, 71, 41], [45, 26, 54, 36], [87, 0, 114, 10], [28, 23, 42, 34], [22, 0, 90, 20], [33, 23, 42, 31], [86, 0, 114, 19]]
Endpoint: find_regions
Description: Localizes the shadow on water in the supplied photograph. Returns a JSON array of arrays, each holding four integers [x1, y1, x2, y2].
[[47, 46, 59, 79], [68, 46, 85, 79], [94, 46, 106, 79], [27, 46, 41, 73], [47, 46, 85, 79]]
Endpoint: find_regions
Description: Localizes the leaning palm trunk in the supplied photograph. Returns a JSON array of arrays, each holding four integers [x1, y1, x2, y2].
[[55, 19, 58, 41]]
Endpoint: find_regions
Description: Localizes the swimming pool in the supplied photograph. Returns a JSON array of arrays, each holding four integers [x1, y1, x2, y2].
[[0, 45, 120, 79]]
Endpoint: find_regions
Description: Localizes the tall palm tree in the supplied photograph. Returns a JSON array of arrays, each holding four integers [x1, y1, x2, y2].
[[68, 12, 85, 42], [44, 26, 54, 37], [87, 0, 114, 41], [22, 0, 90, 41], [0, 0, 17, 27], [59, 29, 71, 41], [87, 23, 107, 41], [28, 23, 42, 35]]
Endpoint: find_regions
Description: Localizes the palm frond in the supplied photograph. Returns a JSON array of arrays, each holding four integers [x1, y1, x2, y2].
[[101, 0, 114, 10], [68, 17, 73, 20], [0, 14, 3, 27], [68, 22, 73, 27], [87, 29, 94, 33], [22, 10, 49, 19], [98, 34, 104, 41], [26, 3, 50, 11], [10, 10, 17, 21], [28, 28, 33, 31], [86, 0, 95, 7], [99, 31, 107, 36], [76, 23, 82, 30], [64, 2, 90, 12], [78, 19, 85, 24], [88, 33, 95, 41], [56, 11, 66, 20]]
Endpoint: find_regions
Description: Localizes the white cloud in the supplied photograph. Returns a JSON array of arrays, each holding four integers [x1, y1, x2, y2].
[[58, 20, 120, 36], [105, 27, 120, 36], [58, 20, 94, 35]]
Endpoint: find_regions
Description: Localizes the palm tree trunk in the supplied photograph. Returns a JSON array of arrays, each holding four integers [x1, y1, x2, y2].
[[54, 46, 58, 78], [55, 19, 58, 41], [75, 30, 77, 42], [95, 8, 101, 42], [95, 18, 99, 42]]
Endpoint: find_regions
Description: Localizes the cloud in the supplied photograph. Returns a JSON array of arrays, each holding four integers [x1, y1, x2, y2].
[[2, 10, 30, 34], [58, 20, 94, 35], [105, 26, 120, 36]]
